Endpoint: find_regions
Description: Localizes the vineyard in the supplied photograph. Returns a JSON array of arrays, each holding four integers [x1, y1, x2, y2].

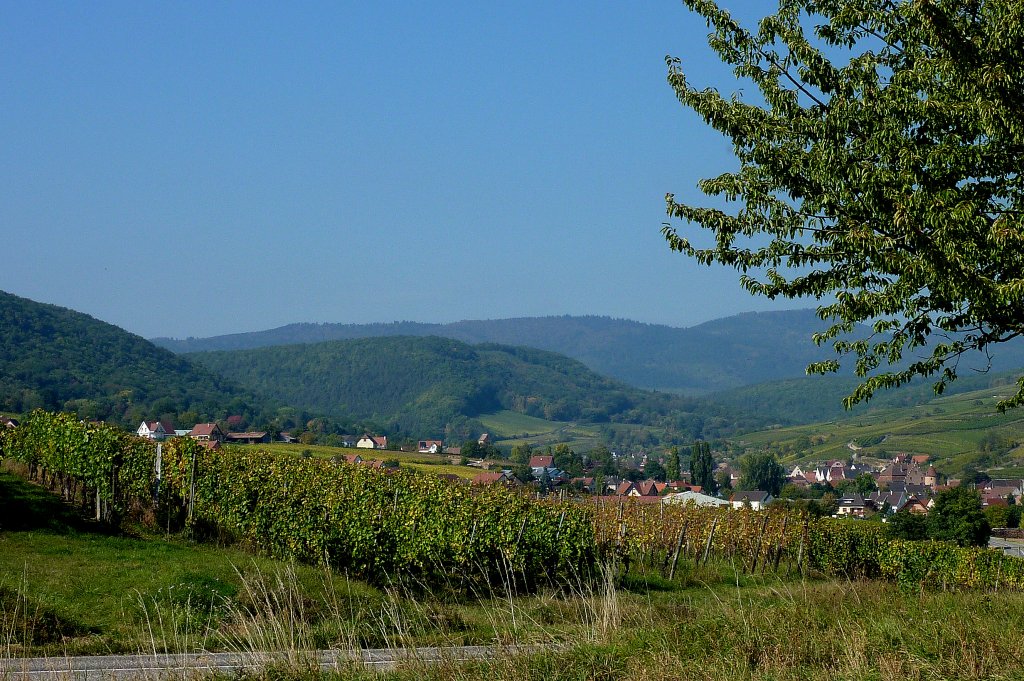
[[3, 410, 1024, 594], [0, 410, 594, 592]]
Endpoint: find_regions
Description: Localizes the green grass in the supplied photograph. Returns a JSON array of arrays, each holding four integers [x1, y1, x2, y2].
[[735, 387, 1024, 474], [478, 410, 612, 451], [244, 443, 478, 480], [477, 411, 575, 438], [217, 580, 1024, 681]]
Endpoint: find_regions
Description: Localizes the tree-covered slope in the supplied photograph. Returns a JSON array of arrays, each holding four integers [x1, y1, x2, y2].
[[155, 310, 1024, 396], [0, 290, 269, 426], [155, 311, 841, 393], [187, 336, 725, 440]]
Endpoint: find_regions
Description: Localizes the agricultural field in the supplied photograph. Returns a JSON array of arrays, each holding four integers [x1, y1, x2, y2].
[[253, 443, 477, 480], [479, 410, 666, 453], [477, 411, 602, 449], [734, 387, 1024, 475]]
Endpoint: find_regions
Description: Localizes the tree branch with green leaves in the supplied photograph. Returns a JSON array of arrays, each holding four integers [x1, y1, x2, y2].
[[664, 0, 1024, 409]]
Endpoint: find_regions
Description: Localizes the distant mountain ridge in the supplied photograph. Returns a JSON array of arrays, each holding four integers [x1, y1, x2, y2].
[[154, 311, 850, 393], [155, 310, 1024, 395]]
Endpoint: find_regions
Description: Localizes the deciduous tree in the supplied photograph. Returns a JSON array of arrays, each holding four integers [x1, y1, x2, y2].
[[664, 0, 1024, 409], [927, 486, 991, 546], [738, 451, 785, 496], [690, 440, 717, 493]]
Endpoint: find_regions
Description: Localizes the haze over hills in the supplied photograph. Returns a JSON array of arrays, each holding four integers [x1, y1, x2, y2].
[[155, 311, 839, 393], [0, 290, 271, 427], [186, 336, 731, 442], [154, 310, 1024, 395]]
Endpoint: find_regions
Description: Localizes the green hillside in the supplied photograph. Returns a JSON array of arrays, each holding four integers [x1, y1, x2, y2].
[[705, 369, 1024, 430], [187, 336, 727, 442], [732, 386, 1024, 478], [0, 290, 271, 427], [154, 310, 1024, 395]]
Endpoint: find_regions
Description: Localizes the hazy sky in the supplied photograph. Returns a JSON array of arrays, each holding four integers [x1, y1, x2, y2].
[[1, 1, 800, 339]]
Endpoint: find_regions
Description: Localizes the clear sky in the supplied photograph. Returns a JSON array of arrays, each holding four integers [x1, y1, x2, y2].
[[1, 1, 798, 339]]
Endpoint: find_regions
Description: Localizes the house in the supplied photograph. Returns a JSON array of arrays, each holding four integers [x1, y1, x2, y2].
[[471, 471, 520, 487], [189, 423, 225, 443], [3, 417, 19, 429], [137, 420, 174, 441], [357, 435, 387, 449], [418, 440, 443, 454], [225, 431, 269, 445], [634, 480, 664, 497], [899, 495, 930, 514], [478, 433, 492, 445], [529, 455, 554, 469], [338, 454, 364, 465], [139, 420, 176, 441], [837, 494, 867, 517], [279, 432, 298, 443], [198, 440, 221, 451], [615, 481, 639, 497], [570, 477, 595, 492], [730, 490, 772, 510]]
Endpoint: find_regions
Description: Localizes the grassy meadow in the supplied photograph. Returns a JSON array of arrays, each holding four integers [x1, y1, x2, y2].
[[251, 443, 478, 480], [734, 387, 1024, 475]]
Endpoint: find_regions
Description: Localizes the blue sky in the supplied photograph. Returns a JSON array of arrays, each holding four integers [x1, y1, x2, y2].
[[1, 1, 798, 339]]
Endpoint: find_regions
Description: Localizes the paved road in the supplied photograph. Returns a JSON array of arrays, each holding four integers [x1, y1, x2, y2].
[[989, 537, 1024, 558], [0, 645, 537, 680]]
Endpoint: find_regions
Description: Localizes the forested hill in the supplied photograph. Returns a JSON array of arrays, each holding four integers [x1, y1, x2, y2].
[[186, 336, 723, 440], [155, 311, 840, 393], [157, 311, 1024, 394], [0, 290, 270, 427]]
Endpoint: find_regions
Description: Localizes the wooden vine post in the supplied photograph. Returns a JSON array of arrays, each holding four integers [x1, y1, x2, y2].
[[668, 520, 689, 581]]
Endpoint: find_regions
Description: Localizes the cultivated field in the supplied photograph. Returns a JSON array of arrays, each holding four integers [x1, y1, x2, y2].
[[735, 387, 1024, 474]]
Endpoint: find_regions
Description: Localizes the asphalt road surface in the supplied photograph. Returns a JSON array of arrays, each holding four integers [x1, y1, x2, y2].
[[0, 645, 537, 680]]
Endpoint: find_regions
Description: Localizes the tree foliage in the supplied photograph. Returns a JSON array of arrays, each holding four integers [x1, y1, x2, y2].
[[738, 451, 786, 496], [665, 446, 681, 481], [927, 486, 991, 547], [690, 440, 717, 493], [664, 0, 1024, 409]]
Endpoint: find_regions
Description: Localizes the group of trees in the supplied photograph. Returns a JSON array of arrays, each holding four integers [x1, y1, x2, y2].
[[888, 487, 994, 546]]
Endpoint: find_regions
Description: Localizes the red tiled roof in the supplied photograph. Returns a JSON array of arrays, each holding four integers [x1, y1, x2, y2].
[[529, 455, 554, 468], [190, 423, 219, 437]]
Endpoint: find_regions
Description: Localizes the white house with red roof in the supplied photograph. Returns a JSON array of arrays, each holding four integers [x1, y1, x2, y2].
[[138, 420, 175, 441], [357, 435, 388, 449]]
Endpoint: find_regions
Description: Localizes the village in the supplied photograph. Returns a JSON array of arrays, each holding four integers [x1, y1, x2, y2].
[[130, 418, 1024, 523]]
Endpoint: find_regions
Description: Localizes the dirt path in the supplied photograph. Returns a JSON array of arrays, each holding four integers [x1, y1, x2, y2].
[[0, 645, 539, 679]]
